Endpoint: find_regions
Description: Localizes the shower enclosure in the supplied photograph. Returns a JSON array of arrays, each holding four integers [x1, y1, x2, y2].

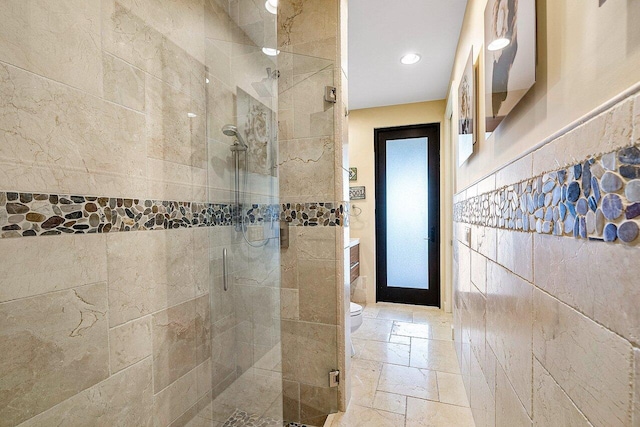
[[0, 0, 344, 425]]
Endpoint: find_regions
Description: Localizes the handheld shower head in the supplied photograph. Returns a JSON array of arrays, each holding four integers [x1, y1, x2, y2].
[[222, 124, 238, 137], [221, 124, 247, 148]]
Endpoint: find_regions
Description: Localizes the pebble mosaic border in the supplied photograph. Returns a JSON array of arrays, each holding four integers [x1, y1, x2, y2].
[[0, 192, 345, 239], [453, 146, 640, 245], [281, 202, 344, 227]]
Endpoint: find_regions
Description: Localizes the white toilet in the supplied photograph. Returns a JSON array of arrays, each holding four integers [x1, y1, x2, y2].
[[350, 302, 363, 356]]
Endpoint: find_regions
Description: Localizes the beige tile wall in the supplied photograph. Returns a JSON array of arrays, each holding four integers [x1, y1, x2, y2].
[[454, 92, 640, 427], [279, 227, 341, 425], [0, 0, 282, 426]]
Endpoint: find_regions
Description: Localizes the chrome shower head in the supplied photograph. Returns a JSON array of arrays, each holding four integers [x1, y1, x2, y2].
[[222, 124, 239, 137], [221, 124, 247, 148]]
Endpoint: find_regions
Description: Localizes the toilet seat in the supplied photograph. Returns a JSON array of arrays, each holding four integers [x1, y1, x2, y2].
[[349, 302, 363, 357], [350, 302, 363, 317]]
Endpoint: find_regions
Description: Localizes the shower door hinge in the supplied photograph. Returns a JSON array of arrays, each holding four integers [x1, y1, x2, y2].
[[329, 370, 340, 387], [324, 86, 337, 103]]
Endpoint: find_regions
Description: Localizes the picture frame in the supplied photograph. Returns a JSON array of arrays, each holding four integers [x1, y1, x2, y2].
[[484, 0, 536, 134], [349, 167, 358, 181], [349, 186, 366, 200], [458, 48, 475, 166]]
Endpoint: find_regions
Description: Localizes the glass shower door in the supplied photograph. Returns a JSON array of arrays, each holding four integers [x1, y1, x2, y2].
[[197, 0, 284, 425], [197, 1, 340, 425]]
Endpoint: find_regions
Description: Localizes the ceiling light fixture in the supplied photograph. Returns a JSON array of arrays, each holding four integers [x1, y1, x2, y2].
[[487, 37, 510, 51], [400, 53, 421, 65], [187, 112, 198, 118], [265, 0, 277, 14], [262, 47, 280, 56]]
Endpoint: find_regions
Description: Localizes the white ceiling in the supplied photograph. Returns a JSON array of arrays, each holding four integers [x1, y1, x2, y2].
[[348, 0, 468, 110]]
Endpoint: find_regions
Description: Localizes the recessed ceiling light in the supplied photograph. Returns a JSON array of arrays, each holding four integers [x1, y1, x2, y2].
[[400, 53, 421, 65], [187, 112, 197, 118], [487, 37, 510, 51], [262, 47, 280, 56], [265, 0, 277, 14]]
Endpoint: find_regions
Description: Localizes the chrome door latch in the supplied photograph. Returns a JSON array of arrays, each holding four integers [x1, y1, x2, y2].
[[329, 370, 340, 387], [325, 86, 337, 103]]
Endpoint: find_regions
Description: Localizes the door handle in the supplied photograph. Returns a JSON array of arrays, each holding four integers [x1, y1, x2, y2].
[[223, 248, 229, 291]]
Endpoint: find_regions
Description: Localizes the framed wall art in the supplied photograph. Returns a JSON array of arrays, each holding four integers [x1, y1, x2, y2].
[[349, 167, 358, 181], [484, 0, 536, 134], [349, 186, 366, 200], [458, 48, 475, 167]]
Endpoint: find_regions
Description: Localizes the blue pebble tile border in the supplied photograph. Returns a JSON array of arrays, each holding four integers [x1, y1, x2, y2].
[[454, 145, 640, 245]]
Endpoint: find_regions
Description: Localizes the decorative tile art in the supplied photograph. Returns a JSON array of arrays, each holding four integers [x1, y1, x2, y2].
[[0, 192, 346, 238], [454, 145, 640, 245]]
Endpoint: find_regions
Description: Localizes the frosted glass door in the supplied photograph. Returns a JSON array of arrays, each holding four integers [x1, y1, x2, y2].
[[375, 123, 440, 306], [385, 138, 429, 289]]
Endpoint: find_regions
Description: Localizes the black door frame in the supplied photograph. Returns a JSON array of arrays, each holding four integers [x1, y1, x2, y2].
[[374, 123, 441, 307]]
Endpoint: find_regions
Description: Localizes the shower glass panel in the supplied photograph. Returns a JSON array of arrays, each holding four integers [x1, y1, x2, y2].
[[200, 0, 283, 425], [278, 51, 340, 426], [200, 2, 339, 425], [203, 41, 282, 426]]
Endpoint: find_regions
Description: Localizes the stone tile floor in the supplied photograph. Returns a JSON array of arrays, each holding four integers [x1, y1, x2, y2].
[[325, 302, 475, 427]]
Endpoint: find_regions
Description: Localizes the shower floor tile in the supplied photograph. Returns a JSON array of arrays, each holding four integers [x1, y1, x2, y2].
[[222, 409, 280, 427]]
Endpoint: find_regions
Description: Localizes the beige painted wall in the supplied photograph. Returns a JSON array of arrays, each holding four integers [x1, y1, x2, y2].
[[348, 100, 446, 305], [449, 0, 640, 191]]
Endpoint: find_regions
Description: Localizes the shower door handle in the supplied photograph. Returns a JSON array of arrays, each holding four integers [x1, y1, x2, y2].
[[223, 248, 229, 291]]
